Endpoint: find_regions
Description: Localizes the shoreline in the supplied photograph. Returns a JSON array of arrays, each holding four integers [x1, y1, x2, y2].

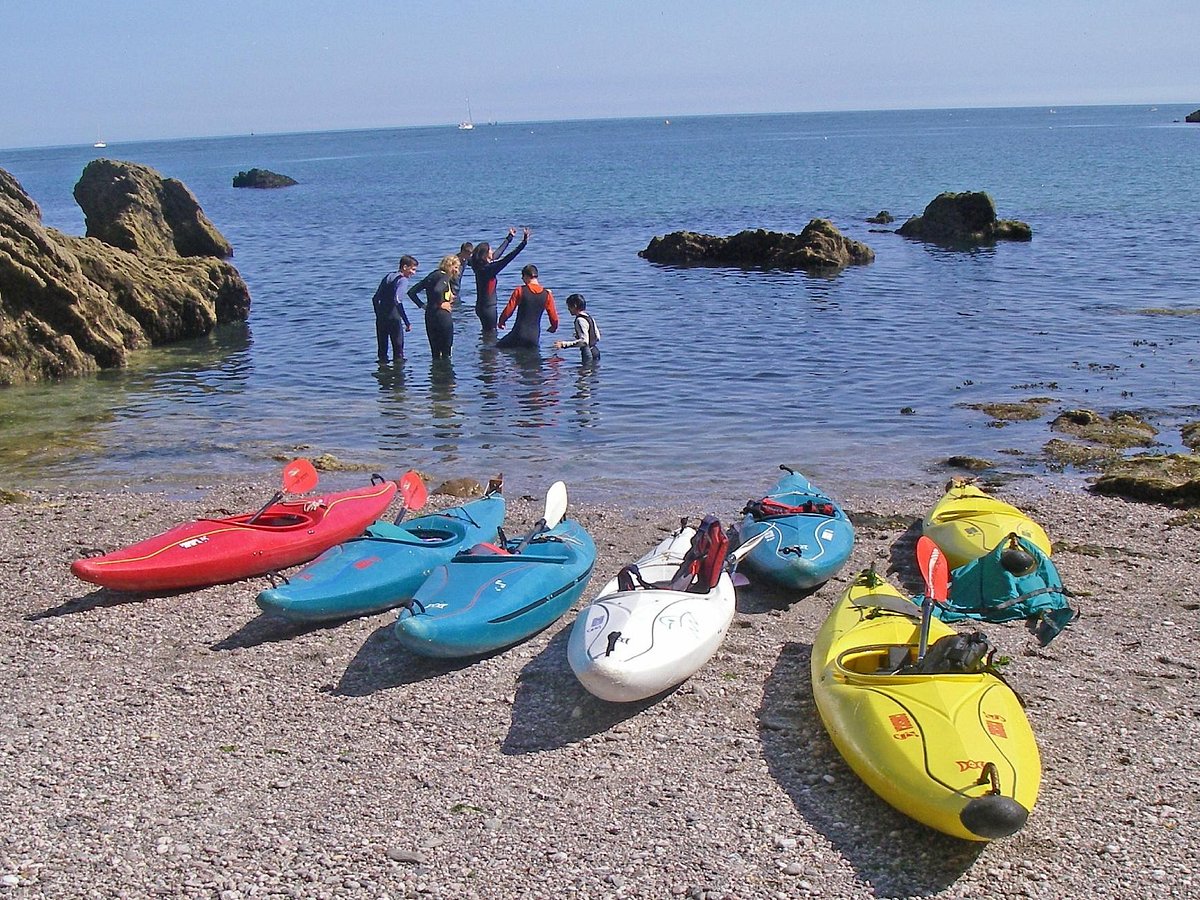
[[2, 475, 1196, 897]]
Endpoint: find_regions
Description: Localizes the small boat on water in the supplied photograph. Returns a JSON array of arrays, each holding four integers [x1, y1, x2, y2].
[[394, 482, 595, 657], [458, 98, 475, 130], [734, 465, 855, 591], [811, 566, 1041, 841], [71, 462, 397, 593], [923, 479, 1051, 569], [256, 477, 505, 622], [567, 518, 765, 702]]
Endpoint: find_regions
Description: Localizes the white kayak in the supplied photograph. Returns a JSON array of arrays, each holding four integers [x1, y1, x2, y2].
[[567, 521, 762, 702]]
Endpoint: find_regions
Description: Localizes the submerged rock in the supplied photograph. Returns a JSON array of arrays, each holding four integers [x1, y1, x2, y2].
[[897, 191, 1031, 245], [0, 163, 250, 385], [639, 219, 874, 271], [232, 168, 298, 189]]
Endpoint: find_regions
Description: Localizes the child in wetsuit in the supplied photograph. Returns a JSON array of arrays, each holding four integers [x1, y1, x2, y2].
[[554, 293, 601, 364]]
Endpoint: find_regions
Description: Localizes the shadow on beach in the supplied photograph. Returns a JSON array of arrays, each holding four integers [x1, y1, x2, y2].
[[501, 623, 667, 754], [333, 622, 495, 697], [758, 641, 983, 896], [210, 611, 355, 651], [29, 586, 169, 620]]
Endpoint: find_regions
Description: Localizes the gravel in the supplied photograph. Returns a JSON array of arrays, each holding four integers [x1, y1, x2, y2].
[[1, 477, 1197, 898]]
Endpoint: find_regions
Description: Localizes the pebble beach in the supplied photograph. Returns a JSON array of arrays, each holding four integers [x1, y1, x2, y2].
[[2, 476, 1197, 899]]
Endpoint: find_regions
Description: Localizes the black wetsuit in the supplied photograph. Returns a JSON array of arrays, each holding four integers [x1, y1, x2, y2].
[[469, 236, 527, 330], [496, 284, 558, 350], [408, 271, 455, 359], [371, 272, 411, 363]]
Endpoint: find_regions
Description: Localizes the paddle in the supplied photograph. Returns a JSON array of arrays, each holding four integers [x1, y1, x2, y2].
[[915, 535, 949, 661], [727, 529, 769, 588], [512, 481, 569, 554], [247, 458, 319, 525], [393, 470, 429, 523]]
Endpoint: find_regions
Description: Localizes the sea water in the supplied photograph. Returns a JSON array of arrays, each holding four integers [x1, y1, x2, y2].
[[2, 105, 1198, 506]]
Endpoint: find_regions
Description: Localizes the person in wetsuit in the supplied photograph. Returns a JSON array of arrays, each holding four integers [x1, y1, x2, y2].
[[451, 242, 473, 301], [407, 255, 461, 360], [371, 255, 416, 364], [469, 226, 530, 331], [553, 293, 601, 365], [496, 263, 559, 350]]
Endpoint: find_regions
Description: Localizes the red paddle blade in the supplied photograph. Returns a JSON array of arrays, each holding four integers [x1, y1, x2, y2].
[[281, 458, 319, 494], [916, 535, 949, 602], [398, 470, 428, 511]]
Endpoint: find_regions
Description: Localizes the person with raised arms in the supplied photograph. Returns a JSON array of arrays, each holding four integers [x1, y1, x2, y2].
[[469, 226, 530, 332]]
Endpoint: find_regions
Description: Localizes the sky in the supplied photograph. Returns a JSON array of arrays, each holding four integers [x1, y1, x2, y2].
[[3, 0, 1197, 149]]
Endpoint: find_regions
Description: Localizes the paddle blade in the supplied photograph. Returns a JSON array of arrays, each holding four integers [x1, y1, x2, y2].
[[916, 535, 949, 603], [730, 529, 770, 565], [544, 480, 568, 530], [282, 458, 319, 494], [398, 470, 428, 511]]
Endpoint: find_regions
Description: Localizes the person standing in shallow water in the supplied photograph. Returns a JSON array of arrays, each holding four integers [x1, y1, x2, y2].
[[554, 293, 601, 365], [469, 226, 530, 332], [496, 264, 559, 350], [407, 255, 460, 360], [371, 255, 416, 364]]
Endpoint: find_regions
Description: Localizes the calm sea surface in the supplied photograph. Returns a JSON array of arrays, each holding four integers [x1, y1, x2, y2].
[[2, 105, 1198, 507]]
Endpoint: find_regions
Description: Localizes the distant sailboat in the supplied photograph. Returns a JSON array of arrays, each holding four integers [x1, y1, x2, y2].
[[458, 98, 475, 131], [93, 135, 107, 148]]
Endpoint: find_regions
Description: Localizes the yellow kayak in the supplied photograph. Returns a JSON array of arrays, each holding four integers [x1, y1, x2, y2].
[[922, 480, 1052, 569], [810, 568, 1041, 841]]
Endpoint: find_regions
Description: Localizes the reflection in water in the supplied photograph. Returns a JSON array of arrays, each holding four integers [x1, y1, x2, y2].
[[566, 356, 602, 429], [428, 359, 463, 452], [372, 361, 407, 395], [505, 349, 560, 428]]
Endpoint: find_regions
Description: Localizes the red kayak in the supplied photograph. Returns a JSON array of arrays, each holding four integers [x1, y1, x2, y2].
[[71, 479, 398, 592]]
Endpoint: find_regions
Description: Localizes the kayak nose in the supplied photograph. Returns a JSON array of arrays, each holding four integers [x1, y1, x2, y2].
[[959, 794, 1029, 840]]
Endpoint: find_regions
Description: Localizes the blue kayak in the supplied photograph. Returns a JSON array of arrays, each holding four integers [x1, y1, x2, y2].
[[393, 518, 596, 658], [255, 492, 506, 622], [736, 466, 855, 591]]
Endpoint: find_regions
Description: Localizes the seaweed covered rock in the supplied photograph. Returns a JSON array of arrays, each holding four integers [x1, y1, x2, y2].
[[0, 164, 250, 385], [1091, 454, 1200, 507], [897, 191, 1031, 245], [74, 159, 232, 258], [639, 219, 873, 271], [233, 168, 298, 189], [1051, 409, 1158, 449]]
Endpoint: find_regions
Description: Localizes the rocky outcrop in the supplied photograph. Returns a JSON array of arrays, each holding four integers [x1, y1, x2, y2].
[[0, 163, 250, 385], [233, 168, 298, 189], [1091, 454, 1200, 507], [74, 159, 232, 258], [897, 192, 1031, 245], [639, 219, 874, 271], [866, 210, 894, 224], [1186, 109, 1200, 124]]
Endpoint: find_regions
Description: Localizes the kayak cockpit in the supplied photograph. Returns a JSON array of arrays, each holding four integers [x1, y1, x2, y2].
[[214, 513, 314, 530], [836, 643, 916, 677]]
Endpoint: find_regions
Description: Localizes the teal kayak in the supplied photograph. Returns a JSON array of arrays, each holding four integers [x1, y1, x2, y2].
[[736, 465, 855, 591], [255, 491, 505, 622], [394, 518, 595, 658]]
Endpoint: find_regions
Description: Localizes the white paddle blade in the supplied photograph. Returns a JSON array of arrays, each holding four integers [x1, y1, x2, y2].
[[544, 480, 568, 530], [729, 528, 770, 564]]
